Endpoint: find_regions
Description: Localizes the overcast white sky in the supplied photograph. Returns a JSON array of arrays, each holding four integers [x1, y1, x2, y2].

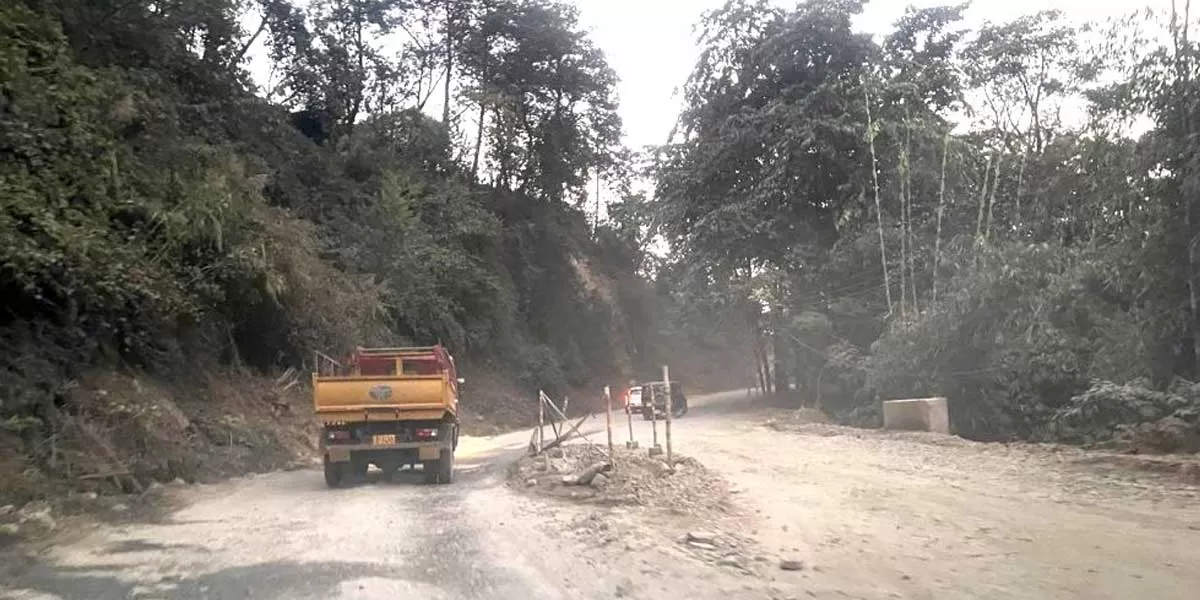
[[573, 0, 1171, 152]]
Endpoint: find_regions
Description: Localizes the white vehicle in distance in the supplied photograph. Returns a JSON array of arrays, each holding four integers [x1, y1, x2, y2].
[[624, 385, 644, 415], [622, 381, 688, 420]]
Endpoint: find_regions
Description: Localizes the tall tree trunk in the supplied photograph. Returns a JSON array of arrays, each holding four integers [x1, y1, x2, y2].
[[792, 343, 805, 407], [1014, 146, 1027, 234], [975, 154, 993, 253], [902, 119, 919, 315], [754, 339, 769, 396], [471, 102, 487, 179], [759, 332, 772, 396], [863, 78, 894, 316], [1173, 0, 1200, 376], [772, 328, 789, 403], [752, 345, 765, 395], [932, 131, 950, 304], [233, 16, 269, 66], [442, 0, 454, 126], [898, 146, 909, 319], [746, 298, 769, 396], [984, 152, 1004, 245], [594, 172, 601, 235]]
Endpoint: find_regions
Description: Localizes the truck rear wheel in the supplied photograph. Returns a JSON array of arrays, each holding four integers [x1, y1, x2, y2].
[[323, 456, 346, 488], [350, 455, 369, 482], [423, 449, 454, 484]]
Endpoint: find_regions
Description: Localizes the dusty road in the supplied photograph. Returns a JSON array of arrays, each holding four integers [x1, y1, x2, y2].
[[3, 390, 1200, 599], [674, 393, 1200, 600], [0, 433, 614, 600]]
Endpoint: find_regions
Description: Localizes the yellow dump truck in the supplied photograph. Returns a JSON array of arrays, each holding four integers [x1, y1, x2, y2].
[[312, 345, 461, 487]]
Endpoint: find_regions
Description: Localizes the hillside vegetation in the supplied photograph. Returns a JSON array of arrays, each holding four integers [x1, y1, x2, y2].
[[0, 0, 689, 505], [653, 0, 1200, 446]]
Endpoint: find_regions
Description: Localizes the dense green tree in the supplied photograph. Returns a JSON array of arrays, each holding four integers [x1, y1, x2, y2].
[[0, 0, 652, 445], [650, 0, 1200, 442]]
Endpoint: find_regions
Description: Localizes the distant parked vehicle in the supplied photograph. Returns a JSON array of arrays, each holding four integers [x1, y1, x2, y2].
[[624, 381, 687, 420], [624, 385, 644, 415]]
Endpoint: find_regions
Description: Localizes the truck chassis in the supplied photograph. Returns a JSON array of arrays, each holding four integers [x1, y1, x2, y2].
[[320, 419, 458, 487]]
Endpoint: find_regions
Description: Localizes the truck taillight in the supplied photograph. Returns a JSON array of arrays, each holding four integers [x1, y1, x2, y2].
[[415, 428, 437, 439], [327, 430, 350, 441]]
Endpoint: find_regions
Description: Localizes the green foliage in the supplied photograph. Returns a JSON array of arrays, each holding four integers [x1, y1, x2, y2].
[[460, 0, 624, 201], [0, 0, 651, 426], [649, 0, 1200, 444], [1049, 380, 1200, 445], [1, 5, 227, 359], [867, 244, 1138, 438]]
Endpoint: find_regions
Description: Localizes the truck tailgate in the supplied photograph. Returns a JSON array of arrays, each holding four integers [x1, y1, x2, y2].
[[313, 376, 447, 412]]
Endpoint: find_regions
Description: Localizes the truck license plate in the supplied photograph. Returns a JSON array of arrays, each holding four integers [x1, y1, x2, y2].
[[372, 434, 396, 446]]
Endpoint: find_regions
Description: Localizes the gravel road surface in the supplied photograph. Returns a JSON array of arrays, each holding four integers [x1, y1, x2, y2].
[[3, 390, 1200, 600]]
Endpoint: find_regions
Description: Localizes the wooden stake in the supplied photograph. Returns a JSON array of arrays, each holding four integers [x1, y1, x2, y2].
[[626, 390, 637, 448], [650, 386, 660, 455], [538, 414, 593, 453], [604, 385, 614, 461], [663, 365, 673, 465], [537, 389, 545, 454]]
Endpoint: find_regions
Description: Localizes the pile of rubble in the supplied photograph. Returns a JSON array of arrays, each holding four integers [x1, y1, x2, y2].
[[509, 444, 733, 514]]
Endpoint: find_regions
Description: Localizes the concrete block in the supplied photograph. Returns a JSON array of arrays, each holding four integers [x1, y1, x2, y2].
[[882, 397, 950, 434]]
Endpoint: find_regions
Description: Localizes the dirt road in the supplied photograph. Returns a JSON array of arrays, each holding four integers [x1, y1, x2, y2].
[[674, 393, 1200, 600], [3, 390, 1199, 599]]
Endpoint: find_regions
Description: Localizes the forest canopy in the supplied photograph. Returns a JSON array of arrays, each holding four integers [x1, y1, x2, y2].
[[5, 0, 1200, 448], [651, 0, 1200, 442], [0, 0, 654, 424]]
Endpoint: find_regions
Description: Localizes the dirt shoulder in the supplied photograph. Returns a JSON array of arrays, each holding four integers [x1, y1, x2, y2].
[[666, 398, 1200, 600], [1, 369, 320, 550]]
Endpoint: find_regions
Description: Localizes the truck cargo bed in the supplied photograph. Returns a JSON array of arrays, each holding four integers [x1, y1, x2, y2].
[[313, 375, 447, 411]]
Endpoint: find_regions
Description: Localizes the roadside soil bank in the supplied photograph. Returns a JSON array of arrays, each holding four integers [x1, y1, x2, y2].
[[1, 368, 319, 547]]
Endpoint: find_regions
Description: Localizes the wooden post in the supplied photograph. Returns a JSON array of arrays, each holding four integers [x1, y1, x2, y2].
[[626, 391, 637, 448], [663, 365, 672, 464], [604, 385, 614, 459], [649, 384, 661, 456], [651, 400, 658, 446], [537, 389, 545, 454]]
